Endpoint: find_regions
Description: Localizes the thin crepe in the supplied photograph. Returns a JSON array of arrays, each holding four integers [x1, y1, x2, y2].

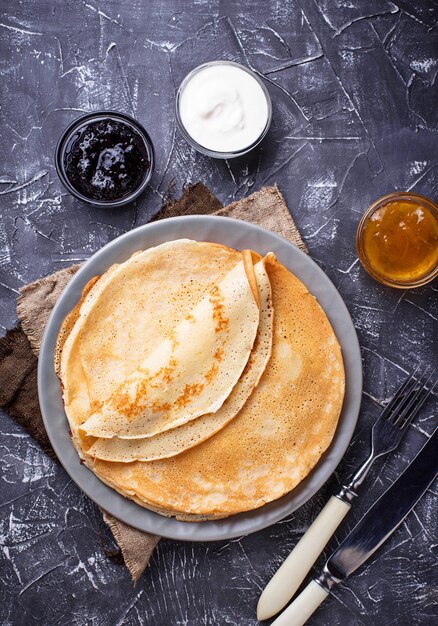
[[86, 258, 273, 461], [58, 240, 242, 439], [78, 255, 260, 439], [60, 240, 243, 413]]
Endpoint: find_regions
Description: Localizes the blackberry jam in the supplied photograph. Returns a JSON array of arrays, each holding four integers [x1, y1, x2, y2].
[[56, 112, 154, 207]]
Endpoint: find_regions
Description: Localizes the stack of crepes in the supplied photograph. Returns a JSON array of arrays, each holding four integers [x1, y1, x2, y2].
[[56, 239, 345, 520]]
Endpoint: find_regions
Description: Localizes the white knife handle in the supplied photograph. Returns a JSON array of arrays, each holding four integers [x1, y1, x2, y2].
[[257, 496, 350, 620], [270, 580, 329, 626]]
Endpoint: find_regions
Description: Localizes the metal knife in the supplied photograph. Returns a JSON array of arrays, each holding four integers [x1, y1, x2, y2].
[[270, 428, 437, 626]]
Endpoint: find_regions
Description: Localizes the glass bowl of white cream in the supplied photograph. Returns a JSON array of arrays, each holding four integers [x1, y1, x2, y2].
[[176, 60, 272, 159]]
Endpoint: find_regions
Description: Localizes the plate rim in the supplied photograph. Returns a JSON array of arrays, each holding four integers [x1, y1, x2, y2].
[[38, 214, 362, 541]]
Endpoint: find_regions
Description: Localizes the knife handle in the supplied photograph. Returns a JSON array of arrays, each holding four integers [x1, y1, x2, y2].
[[257, 496, 350, 620], [270, 580, 329, 626]]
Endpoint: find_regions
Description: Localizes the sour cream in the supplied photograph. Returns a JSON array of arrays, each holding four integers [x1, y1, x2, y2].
[[177, 62, 271, 157]]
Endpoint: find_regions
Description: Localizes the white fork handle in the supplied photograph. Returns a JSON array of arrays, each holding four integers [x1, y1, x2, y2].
[[257, 496, 350, 620], [270, 580, 329, 626]]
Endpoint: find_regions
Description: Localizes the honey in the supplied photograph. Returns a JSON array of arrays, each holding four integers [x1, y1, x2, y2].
[[356, 193, 438, 288]]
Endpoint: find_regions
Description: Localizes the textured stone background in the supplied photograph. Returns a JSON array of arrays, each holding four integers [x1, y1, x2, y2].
[[0, 1, 437, 625]]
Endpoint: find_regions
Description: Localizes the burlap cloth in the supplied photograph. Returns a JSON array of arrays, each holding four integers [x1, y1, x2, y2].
[[0, 183, 306, 584]]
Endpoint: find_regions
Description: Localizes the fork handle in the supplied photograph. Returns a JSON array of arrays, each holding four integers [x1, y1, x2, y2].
[[257, 496, 350, 621]]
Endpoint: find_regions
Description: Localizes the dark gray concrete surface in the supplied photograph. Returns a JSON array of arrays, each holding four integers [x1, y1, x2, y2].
[[0, 1, 437, 624]]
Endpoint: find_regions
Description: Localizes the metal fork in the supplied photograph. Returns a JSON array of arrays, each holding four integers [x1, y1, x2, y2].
[[340, 366, 435, 500], [257, 368, 436, 621]]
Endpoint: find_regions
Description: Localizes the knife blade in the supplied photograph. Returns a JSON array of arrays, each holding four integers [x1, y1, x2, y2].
[[270, 428, 437, 626]]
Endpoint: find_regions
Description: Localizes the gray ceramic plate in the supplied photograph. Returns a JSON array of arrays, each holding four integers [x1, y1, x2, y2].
[[38, 216, 362, 541]]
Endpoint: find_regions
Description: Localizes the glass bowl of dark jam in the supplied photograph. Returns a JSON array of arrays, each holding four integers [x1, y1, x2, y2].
[[55, 111, 154, 208]]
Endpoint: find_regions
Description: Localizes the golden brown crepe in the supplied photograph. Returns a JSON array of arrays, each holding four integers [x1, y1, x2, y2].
[[56, 241, 345, 519], [86, 258, 273, 462], [78, 256, 260, 439], [62, 239, 243, 408], [58, 240, 241, 440]]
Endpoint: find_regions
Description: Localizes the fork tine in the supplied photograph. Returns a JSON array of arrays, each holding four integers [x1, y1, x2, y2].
[[385, 365, 420, 411], [389, 366, 432, 421], [387, 366, 432, 423], [393, 368, 435, 426], [378, 365, 422, 424], [395, 374, 437, 430]]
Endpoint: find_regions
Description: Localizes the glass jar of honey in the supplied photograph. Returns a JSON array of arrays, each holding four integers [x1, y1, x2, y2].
[[356, 192, 438, 288]]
